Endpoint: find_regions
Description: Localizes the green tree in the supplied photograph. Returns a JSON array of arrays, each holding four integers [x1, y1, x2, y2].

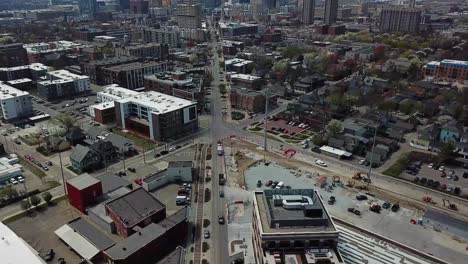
[[20, 200, 31, 211], [438, 142, 456, 163], [30, 195, 41, 207], [49, 113, 76, 133], [326, 120, 343, 138], [281, 46, 304, 60], [0, 186, 18, 199], [42, 192, 53, 204]]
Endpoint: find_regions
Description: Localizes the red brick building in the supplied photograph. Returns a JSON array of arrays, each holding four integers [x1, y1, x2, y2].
[[105, 188, 166, 238], [66, 174, 103, 213], [92, 102, 117, 124], [423, 59, 468, 80], [230, 88, 278, 113], [103, 207, 188, 264]]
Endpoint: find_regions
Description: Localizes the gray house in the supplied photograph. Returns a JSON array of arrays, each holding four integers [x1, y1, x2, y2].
[[70, 144, 101, 173]]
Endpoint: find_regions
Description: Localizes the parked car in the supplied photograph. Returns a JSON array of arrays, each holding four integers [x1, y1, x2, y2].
[[382, 201, 391, 209], [315, 159, 327, 167], [134, 178, 142, 186], [453, 175, 459, 181], [265, 180, 273, 187], [219, 190, 224, 198], [127, 167, 136, 173], [356, 194, 368, 201], [55, 258, 66, 264], [359, 159, 366, 165], [328, 196, 336, 205], [45, 161, 53, 166], [391, 203, 400, 212], [256, 180, 262, 187], [204, 230, 210, 239], [10, 178, 18, 185], [44, 249, 55, 261]]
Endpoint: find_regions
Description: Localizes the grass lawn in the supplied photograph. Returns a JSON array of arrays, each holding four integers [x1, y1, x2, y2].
[[19, 157, 46, 179], [248, 127, 262, 132], [112, 128, 157, 149], [231, 111, 246, 121], [382, 153, 410, 177]]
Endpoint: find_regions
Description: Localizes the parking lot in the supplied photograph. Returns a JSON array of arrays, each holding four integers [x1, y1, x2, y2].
[[241, 161, 468, 263], [400, 162, 468, 195], [31, 93, 97, 121], [259, 119, 307, 136], [150, 183, 189, 216], [7, 200, 82, 264]]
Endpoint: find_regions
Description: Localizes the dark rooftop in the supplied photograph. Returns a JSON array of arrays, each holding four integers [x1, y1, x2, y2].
[[104, 207, 188, 260], [143, 170, 167, 183], [105, 188, 165, 227], [68, 217, 115, 250], [95, 174, 132, 194], [168, 161, 193, 168]]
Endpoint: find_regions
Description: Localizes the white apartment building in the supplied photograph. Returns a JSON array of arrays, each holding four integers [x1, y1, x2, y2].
[[97, 84, 140, 103], [37, 70, 90, 100], [0, 82, 33, 121]]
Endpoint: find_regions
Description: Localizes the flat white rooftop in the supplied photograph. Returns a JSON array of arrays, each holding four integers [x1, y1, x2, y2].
[[0, 82, 30, 100], [99, 84, 140, 101], [0, 222, 45, 264], [48, 70, 89, 81], [118, 91, 196, 114], [230, 73, 261, 81]]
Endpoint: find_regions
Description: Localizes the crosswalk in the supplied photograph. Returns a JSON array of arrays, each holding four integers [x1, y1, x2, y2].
[[337, 226, 434, 264]]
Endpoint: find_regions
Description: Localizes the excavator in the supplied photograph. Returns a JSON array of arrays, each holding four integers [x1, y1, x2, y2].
[[345, 180, 368, 191], [422, 196, 436, 204], [442, 199, 458, 211]]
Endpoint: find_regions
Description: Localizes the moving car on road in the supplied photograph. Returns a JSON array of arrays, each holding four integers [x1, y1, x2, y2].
[[315, 159, 327, 167]]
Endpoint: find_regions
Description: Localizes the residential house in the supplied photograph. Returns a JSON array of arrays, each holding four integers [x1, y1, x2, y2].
[[89, 141, 118, 164], [102, 133, 135, 156], [65, 127, 86, 146], [45, 136, 70, 153], [86, 126, 108, 141], [70, 144, 101, 173], [439, 120, 463, 143], [374, 144, 390, 161], [365, 151, 383, 167]]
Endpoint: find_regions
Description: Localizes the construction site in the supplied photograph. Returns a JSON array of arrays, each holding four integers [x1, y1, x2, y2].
[[221, 136, 468, 264]]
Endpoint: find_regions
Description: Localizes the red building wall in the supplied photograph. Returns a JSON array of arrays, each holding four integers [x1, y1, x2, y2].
[[66, 181, 103, 214]]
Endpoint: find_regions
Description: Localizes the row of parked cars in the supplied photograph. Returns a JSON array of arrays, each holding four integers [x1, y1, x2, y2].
[[413, 177, 461, 194], [261, 180, 291, 190], [24, 155, 52, 171], [0, 176, 25, 188]]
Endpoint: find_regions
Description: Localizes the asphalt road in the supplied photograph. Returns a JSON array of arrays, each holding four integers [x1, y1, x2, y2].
[[207, 21, 230, 264]]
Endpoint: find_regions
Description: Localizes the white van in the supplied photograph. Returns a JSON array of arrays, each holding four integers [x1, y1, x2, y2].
[[276, 182, 284, 189]]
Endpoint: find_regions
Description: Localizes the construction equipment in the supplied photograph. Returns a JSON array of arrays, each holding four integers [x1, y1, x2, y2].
[[422, 196, 436, 204], [356, 185, 368, 191], [442, 199, 458, 211], [352, 172, 363, 180], [332, 175, 341, 183], [346, 180, 355, 187]]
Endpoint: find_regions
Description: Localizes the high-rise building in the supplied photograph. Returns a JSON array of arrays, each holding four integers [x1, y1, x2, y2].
[[176, 3, 202, 29], [252, 0, 277, 15], [324, 0, 339, 25], [302, 0, 315, 25], [78, 0, 97, 16], [379, 7, 421, 33], [129, 0, 149, 14], [0, 43, 29, 68]]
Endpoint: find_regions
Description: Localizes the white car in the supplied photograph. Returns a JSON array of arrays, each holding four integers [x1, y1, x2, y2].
[[10, 178, 18, 185], [359, 159, 366, 165], [315, 160, 327, 167], [17, 177, 25, 183], [428, 163, 434, 168], [438, 166, 445, 172], [169, 147, 176, 152]]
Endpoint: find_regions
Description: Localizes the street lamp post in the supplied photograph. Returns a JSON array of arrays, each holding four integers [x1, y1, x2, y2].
[[366, 124, 378, 186]]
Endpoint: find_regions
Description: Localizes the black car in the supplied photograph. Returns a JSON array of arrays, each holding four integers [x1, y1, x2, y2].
[[413, 177, 420, 183], [44, 249, 55, 261], [55, 258, 66, 264], [347, 207, 355, 213], [391, 203, 400, 212], [328, 196, 336, 205], [356, 194, 368, 201], [382, 201, 391, 209], [420, 177, 427, 184], [218, 216, 225, 225], [127, 167, 136, 173], [353, 210, 361, 216], [256, 180, 262, 187], [427, 179, 434, 186], [463, 172, 468, 179], [453, 175, 459, 181]]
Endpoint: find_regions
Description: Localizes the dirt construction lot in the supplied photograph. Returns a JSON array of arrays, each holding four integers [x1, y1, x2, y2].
[[7, 200, 82, 263]]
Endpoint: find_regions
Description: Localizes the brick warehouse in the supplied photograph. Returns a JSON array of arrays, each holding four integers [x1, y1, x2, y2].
[[230, 88, 278, 113]]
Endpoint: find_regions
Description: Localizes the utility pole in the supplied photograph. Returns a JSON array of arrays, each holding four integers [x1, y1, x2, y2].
[[367, 124, 378, 186], [142, 145, 146, 164], [58, 149, 66, 195], [263, 85, 269, 162]]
